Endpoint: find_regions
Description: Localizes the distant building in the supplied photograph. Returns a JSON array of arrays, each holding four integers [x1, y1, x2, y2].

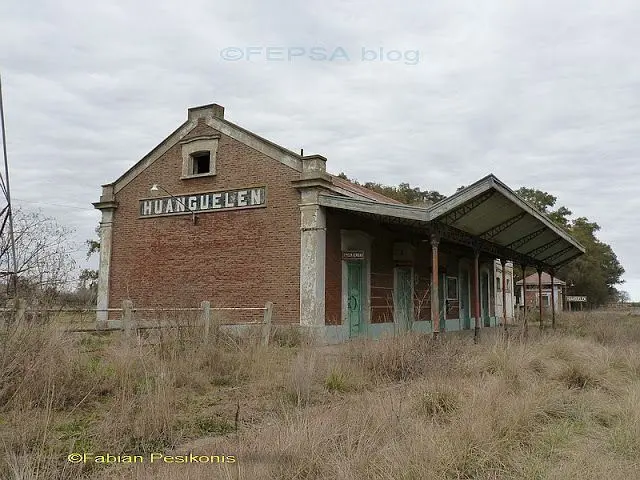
[[516, 272, 565, 311]]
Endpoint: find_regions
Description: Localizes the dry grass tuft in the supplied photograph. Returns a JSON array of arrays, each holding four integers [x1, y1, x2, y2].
[[3, 311, 640, 479]]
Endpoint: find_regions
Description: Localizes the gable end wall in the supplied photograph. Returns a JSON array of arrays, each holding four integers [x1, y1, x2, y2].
[[108, 122, 301, 323]]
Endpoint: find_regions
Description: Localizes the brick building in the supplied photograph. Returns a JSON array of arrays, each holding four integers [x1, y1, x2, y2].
[[516, 272, 566, 311], [93, 103, 585, 342]]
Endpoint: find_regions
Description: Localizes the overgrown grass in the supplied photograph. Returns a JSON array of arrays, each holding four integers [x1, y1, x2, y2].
[[2, 311, 640, 479]]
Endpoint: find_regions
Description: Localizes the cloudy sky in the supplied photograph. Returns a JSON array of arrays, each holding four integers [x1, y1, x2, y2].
[[0, 0, 638, 299]]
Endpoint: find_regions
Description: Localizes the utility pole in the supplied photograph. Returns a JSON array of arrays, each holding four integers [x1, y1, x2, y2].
[[0, 74, 19, 297]]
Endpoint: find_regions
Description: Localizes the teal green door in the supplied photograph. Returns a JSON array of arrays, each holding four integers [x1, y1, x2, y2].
[[347, 262, 364, 337], [460, 269, 470, 329], [395, 268, 413, 332], [481, 272, 490, 327]]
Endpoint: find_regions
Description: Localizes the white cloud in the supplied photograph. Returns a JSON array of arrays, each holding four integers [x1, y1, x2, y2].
[[0, 0, 638, 299]]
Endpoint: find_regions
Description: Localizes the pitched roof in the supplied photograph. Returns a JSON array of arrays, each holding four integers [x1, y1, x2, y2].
[[330, 175, 406, 205], [516, 272, 566, 286]]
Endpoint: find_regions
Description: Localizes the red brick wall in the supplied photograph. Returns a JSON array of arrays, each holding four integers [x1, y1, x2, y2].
[[325, 211, 342, 325], [524, 289, 552, 307], [108, 120, 302, 323], [324, 212, 467, 325], [413, 254, 431, 322], [325, 212, 401, 325], [370, 234, 395, 324]]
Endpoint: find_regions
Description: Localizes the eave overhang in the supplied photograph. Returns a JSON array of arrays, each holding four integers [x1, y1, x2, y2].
[[318, 174, 586, 270]]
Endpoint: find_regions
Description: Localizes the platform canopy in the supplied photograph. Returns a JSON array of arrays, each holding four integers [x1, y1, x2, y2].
[[318, 174, 585, 271]]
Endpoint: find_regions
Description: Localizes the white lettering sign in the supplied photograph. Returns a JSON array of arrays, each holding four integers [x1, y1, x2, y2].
[[567, 295, 587, 302], [140, 186, 267, 217], [237, 190, 247, 206]]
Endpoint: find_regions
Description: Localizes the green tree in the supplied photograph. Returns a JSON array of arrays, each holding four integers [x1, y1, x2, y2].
[[516, 187, 573, 229], [336, 173, 445, 207], [515, 188, 624, 306], [78, 225, 100, 304], [557, 217, 625, 306]]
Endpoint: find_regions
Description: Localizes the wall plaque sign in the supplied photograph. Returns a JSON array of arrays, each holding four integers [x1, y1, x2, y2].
[[140, 186, 266, 218], [342, 250, 365, 260]]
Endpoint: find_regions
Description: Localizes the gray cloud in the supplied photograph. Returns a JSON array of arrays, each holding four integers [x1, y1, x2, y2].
[[0, 0, 638, 299]]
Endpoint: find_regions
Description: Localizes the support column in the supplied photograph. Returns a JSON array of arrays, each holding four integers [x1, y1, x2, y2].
[[473, 249, 481, 343], [550, 268, 556, 329], [295, 155, 331, 341], [96, 211, 113, 325], [431, 233, 440, 339], [501, 259, 508, 334], [521, 264, 528, 338], [537, 266, 544, 330], [299, 195, 326, 336], [92, 186, 117, 328]]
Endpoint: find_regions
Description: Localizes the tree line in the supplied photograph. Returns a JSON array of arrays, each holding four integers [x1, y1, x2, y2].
[[338, 173, 626, 307]]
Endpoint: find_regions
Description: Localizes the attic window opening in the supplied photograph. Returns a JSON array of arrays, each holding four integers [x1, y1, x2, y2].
[[191, 152, 211, 175]]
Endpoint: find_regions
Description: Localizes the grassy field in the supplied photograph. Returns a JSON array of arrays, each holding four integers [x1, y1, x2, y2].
[[2, 312, 640, 479]]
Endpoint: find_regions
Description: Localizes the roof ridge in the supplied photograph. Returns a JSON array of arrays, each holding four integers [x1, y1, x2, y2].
[[328, 174, 407, 205]]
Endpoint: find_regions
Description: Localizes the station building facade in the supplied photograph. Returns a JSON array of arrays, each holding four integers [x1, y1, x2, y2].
[[94, 103, 585, 342]]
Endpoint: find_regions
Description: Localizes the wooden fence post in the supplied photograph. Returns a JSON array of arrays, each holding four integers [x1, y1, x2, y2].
[[201, 301, 211, 340], [122, 300, 134, 337], [262, 302, 273, 346]]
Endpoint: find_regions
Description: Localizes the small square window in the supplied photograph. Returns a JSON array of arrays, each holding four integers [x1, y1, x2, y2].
[[191, 152, 210, 175], [180, 135, 219, 178]]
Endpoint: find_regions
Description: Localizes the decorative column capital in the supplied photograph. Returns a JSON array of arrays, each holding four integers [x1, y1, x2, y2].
[[430, 233, 440, 247], [470, 237, 483, 255]]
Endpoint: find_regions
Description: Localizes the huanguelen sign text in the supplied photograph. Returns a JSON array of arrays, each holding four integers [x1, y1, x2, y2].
[[140, 187, 266, 218]]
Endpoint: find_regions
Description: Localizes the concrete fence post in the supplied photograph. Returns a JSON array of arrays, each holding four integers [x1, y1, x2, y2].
[[5, 298, 15, 326], [122, 300, 134, 337], [201, 301, 211, 340], [11, 298, 26, 325], [262, 302, 273, 346]]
